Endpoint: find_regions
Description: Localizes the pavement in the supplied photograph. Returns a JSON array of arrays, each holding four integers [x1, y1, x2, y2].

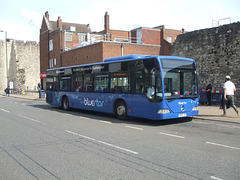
[[1, 91, 239, 123], [0, 91, 45, 101], [196, 105, 240, 123]]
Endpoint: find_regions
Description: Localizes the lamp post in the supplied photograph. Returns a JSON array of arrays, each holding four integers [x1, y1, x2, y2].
[[0, 30, 8, 87]]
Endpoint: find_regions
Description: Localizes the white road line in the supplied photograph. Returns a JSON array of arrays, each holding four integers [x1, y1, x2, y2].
[[125, 125, 143, 131], [99, 120, 112, 124], [18, 115, 46, 125], [65, 130, 139, 155], [206, 142, 240, 150], [80, 117, 91, 120], [194, 120, 240, 129], [0, 108, 10, 113], [159, 132, 185, 139], [210, 175, 223, 180]]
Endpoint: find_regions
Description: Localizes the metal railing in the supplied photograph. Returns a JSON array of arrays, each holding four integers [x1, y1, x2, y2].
[[63, 32, 142, 51]]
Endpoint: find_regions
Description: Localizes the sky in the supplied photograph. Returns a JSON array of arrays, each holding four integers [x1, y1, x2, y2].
[[0, 0, 239, 42]]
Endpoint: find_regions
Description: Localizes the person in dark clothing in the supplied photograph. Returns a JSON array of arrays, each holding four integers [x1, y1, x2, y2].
[[37, 83, 41, 98], [206, 81, 212, 105], [5, 86, 10, 97]]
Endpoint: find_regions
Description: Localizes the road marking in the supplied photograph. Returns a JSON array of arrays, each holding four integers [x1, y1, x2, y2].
[[65, 130, 138, 155], [0, 108, 10, 113], [194, 120, 240, 129], [210, 176, 223, 180], [80, 117, 91, 120], [64, 113, 73, 116], [159, 132, 185, 139], [99, 120, 112, 124], [18, 115, 46, 125], [206, 142, 240, 150], [125, 125, 143, 131]]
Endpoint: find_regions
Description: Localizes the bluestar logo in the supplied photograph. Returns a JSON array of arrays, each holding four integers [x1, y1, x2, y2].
[[84, 98, 104, 107]]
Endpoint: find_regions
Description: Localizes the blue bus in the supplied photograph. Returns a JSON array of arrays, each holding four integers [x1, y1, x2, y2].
[[46, 55, 199, 120]]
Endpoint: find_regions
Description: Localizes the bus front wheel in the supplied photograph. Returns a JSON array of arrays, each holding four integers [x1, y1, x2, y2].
[[62, 96, 69, 110], [115, 101, 127, 120]]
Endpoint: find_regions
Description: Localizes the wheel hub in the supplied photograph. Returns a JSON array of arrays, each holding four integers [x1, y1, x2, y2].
[[117, 105, 125, 116]]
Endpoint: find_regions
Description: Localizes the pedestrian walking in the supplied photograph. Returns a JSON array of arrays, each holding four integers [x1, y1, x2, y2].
[[37, 83, 41, 98], [205, 81, 212, 105], [222, 75, 239, 117], [4, 86, 10, 97]]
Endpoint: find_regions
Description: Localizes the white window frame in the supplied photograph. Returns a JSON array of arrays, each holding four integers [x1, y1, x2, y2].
[[66, 34, 73, 41], [49, 59, 54, 68], [167, 36, 172, 43], [49, 39, 53, 51]]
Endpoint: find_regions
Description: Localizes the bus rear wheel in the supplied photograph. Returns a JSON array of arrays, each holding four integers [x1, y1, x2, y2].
[[115, 101, 127, 120], [62, 96, 69, 110]]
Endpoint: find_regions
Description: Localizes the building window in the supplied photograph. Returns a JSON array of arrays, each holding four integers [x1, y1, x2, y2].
[[49, 59, 54, 68], [66, 34, 72, 41], [54, 58, 56, 66], [68, 26, 76, 31], [79, 35, 85, 43], [167, 36, 172, 43], [49, 39, 53, 51]]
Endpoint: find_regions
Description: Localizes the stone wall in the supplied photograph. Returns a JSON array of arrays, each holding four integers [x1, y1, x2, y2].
[[172, 22, 240, 105], [0, 40, 10, 89], [0, 40, 40, 91]]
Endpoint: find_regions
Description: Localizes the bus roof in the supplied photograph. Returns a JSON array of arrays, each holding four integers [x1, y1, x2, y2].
[[104, 54, 152, 63], [46, 55, 195, 71]]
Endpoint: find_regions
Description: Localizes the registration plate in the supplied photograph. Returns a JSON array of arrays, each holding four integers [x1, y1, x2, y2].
[[178, 113, 187, 117]]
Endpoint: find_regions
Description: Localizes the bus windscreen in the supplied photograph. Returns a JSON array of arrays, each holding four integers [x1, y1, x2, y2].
[[161, 59, 198, 100]]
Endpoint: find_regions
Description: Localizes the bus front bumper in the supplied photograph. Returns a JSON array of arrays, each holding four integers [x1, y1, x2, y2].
[[156, 110, 199, 120]]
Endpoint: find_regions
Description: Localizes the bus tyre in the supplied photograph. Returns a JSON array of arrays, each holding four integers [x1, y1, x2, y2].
[[115, 101, 127, 120], [62, 97, 69, 110]]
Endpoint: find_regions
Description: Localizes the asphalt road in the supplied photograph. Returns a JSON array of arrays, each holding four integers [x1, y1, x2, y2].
[[0, 96, 240, 180]]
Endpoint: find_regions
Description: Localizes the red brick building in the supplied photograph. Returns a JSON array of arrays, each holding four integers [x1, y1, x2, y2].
[[40, 11, 183, 88]]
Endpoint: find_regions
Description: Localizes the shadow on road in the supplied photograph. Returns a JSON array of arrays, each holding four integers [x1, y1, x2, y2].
[[29, 102, 193, 126]]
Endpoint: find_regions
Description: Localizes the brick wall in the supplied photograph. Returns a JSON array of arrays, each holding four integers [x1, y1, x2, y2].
[[61, 42, 103, 67], [61, 42, 161, 67], [164, 29, 183, 43], [108, 30, 131, 41], [40, 31, 49, 73], [49, 28, 62, 68], [142, 29, 161, 45]]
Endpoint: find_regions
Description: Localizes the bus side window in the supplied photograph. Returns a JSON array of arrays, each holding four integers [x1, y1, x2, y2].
[[110, 61, 130, 94], [73, 72, 83, 92], [94, 75, 109, 93], [46, 77, 53, 91], [84, 74, 93, 92], [53, 77, 59, 91], [60, 77, 71, 91]]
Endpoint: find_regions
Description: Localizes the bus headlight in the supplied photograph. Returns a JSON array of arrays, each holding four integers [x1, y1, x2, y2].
[[158, 109, 171, 114], [192, 106, 198, 111]]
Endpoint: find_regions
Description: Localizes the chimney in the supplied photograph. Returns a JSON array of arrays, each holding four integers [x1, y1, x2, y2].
[[45, 11, 49, 21], [104, 12, 109, 33], [57, 16, 62, 28]]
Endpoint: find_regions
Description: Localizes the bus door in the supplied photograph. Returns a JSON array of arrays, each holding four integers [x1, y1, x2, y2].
[[46, 76, 59, 105], [131, 58, 162, 119]]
